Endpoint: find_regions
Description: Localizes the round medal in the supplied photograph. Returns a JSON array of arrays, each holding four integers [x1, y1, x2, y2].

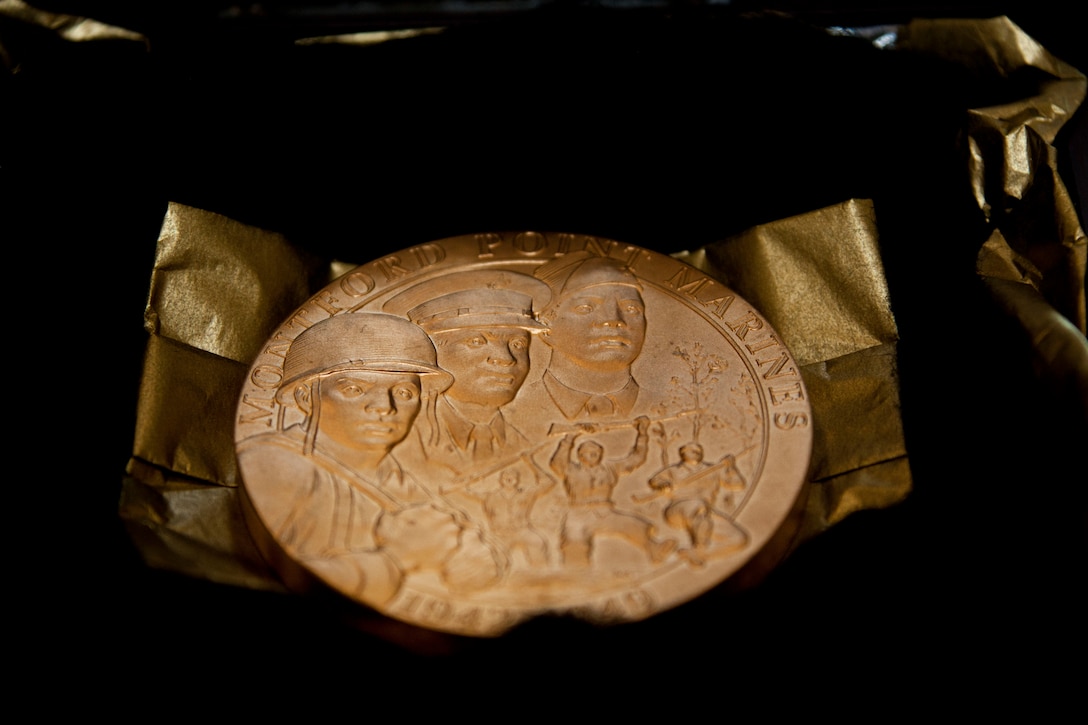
[[235, 232, 813, 636]]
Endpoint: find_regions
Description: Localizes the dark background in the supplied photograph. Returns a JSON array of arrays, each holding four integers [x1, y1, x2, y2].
[[5, 0, 1084, 708]]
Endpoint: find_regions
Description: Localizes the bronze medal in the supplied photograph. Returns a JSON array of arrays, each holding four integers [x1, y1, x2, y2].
[[235, 232, 813, 636]]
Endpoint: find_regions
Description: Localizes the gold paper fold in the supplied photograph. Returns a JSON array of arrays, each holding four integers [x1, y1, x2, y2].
[[135, 205, 329, 488], [294, 27, 446, 46], [0, 0, 147, 47], [125, 203, 335, 590], [982, 276, 1088, 409], [678, 198, 910, 546], [898, 17, 1087, 432], [902, 16, 1087, 333], [681, 198, 897, 367], [120, 458, 283, 591], [132, 334, 248, 487], [146, 204, 326, 364]]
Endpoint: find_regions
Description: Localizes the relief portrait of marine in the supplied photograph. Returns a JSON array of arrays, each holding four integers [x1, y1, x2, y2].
[[235, 232, 813, 636]]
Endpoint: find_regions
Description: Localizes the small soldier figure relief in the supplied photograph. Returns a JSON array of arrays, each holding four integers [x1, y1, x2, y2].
[[445, 462, 557, 569], [549, 416, 678, 567], [643, 442, 749, 566]]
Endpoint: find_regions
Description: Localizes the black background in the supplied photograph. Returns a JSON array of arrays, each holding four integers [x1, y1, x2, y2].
[[5, 0, 1085, 710]]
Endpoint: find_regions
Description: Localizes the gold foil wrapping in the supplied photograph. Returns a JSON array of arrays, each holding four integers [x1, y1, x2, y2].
[[901, 16, 1086, 334], [901, 15, 1088, 426], [0, 0, 147, 46], [122, 206, 330, 589], [679, 199, 910, 547]]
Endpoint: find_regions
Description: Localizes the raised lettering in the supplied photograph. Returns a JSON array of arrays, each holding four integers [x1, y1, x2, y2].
[[701, 294, 736, 319], [756, 351, 796, 380], [745, 334, 782, 354], [727, 311, 763, 340], [475, 233, 503, 258], [411, 243, 446, 268], [455, 607, 481, 628], [774, 412, 810, 429], [623, 588, 653, 614], [373, 255, 413, 282], [400, 592, 421, 614], [312, 292, 344, 317], [584, 236, 617, 258], [339, 269, 375, 297], [423, 597, 451, 621], [250, 364, 284, 390], [238, 394, 276, 426], [769, 382, 805, 405], [285, 309, 317, 331], [664, 267, 712, 297], [513, 231, 547, 255], [263, 331, 293, 360], [601, 597, 625, 619], [619, 246, 651, 271], [555, 233, 580, 255]]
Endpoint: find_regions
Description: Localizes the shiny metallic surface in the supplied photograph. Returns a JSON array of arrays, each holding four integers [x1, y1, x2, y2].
[[235, 232, 813, 635]]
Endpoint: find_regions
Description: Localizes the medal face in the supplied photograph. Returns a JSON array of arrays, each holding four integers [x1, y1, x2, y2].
[[235, 232, 813, 636]]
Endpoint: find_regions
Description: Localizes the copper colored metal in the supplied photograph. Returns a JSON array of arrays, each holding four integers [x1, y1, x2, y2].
[[235, 232, 813, 636]]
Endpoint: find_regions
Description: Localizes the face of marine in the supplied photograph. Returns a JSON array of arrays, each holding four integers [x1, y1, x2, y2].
[[314, 371, 422, 451], [544, 283, 646, 372], [500, 470, 520, 489], [679, 444, 703, 465], [433, 328, 532, 408], [577, 442, 604, 467]]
